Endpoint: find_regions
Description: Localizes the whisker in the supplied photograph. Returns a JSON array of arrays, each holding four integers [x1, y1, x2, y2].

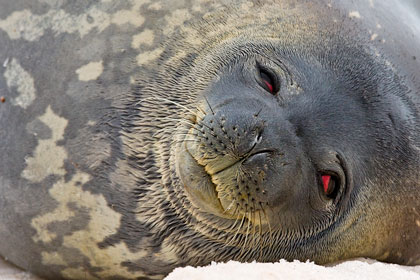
[[254, 107, 263, 118], [232, 212, 246, 248], [242, 210, 252, 258], [142, 96, 197, 116], [257, 206, 263, 260], [260, 202, 273, 246], [223, 199, 236, 214], [196, 106, 207, 118], [203, 96, 215, 115], [226, 206, 240, 233], [161, 116, 194, 124], [224, 209, 243, 248], [170, 139, 200, 146], [250, 205, 257, 256]]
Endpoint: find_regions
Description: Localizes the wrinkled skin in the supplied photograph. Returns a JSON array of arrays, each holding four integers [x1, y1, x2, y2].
[[0, 0, 419, 279]]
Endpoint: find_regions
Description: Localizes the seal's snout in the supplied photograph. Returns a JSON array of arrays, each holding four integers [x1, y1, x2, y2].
[[178, 96, 310, 222], [197, 110, 268, 163]]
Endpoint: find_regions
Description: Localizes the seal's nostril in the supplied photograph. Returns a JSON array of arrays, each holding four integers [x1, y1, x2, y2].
[[256, 129, 263, 143], [257, 131, 262, 143]]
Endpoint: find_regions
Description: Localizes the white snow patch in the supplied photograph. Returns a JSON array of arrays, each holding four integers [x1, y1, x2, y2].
[[1, 257, 420, 279], [165, 259, 420, 280]]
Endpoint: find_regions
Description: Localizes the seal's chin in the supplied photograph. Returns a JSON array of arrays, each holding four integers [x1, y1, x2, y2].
[[175, 139, 230, 218]]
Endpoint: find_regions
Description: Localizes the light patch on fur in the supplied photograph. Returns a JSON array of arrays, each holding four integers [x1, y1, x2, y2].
[[166, 50, 189, 66], [136, 48, 164, 66], [131, 29, 154, 48], [0, 9, 109, 41], [3, 58, 36, 109], [156, 237, 180, 263], [40, 252, 67, 266], [148, 2, 162, 10], [61, 268, 97, 280], [109, 159, 143, 192], [3, 57, 9, 67], [182, 26, 202, 47], [111, 9, 145, 27], [349, 11, 361, 19], [240, 1, 254, 11], [22, 106, 68, 182], [371, 33, 378, 41], [76, 61, 104, 81], [38, 0, 65, 8], [31, 172, 90, 243], [33, 171, 153, 279], [87, 120, 96, 126], [369, 0, 374, 8], [163, 9, 192, 35], [192, 4, 204, 12], [0, 1, 148, 41]]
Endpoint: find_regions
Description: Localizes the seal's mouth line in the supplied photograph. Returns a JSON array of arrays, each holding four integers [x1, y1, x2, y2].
[[207, 141, 259, 176], [210, 149, 276, 176], [210, 158, 242, 176]]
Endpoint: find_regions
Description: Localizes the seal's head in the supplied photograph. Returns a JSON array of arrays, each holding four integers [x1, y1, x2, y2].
[[135, 2, 419, 266]]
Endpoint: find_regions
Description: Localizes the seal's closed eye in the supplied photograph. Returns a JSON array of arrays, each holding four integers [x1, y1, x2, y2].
[[257, 65, 279, 95]]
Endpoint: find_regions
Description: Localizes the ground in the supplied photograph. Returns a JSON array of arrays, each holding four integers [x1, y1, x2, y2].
[[1, 257, 420, 280]]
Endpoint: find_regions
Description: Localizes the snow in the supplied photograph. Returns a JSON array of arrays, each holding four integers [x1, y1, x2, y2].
[[165, 259, 420, 280], [1, 256, 419, 280]]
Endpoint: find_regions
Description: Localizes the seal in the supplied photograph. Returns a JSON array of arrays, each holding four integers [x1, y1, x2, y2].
[[0, 0, 419, 279]]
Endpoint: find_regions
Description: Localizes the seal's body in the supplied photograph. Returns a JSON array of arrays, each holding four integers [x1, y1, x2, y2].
[[0, 0, 419, 279]]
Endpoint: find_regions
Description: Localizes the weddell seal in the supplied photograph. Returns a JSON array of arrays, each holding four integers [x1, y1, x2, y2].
[[0, 0, 419, 279]]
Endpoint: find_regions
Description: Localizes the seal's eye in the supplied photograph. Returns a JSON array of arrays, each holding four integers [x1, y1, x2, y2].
[[321, 174, 339, 199], [258, 67, 279, 95]]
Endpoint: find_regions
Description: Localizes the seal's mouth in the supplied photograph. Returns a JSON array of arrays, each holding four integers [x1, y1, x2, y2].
[[177, 125, 279, 220]]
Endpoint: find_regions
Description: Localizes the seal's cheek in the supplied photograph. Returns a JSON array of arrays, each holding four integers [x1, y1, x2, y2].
[[175, 138, 227, 217]]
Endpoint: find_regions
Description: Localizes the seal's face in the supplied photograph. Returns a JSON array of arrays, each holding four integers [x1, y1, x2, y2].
[[177, 53, 349, 232], [172, 37, 413, 259]]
